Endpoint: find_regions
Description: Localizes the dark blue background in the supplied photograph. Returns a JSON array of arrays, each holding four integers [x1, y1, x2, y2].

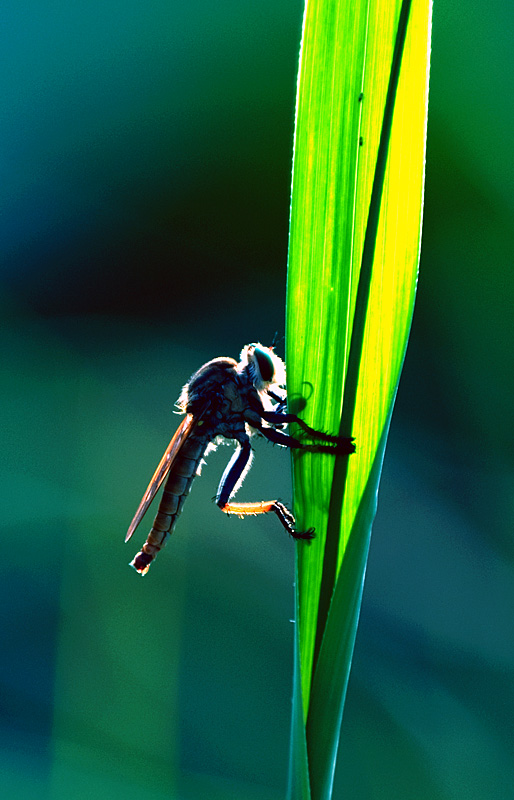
[[2, 1, 514, 798]]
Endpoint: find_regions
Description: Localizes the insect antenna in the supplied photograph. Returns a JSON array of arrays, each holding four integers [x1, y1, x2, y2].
[[270, 331, 284, 349]]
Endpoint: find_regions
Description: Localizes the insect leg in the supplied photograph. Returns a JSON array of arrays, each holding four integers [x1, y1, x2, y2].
[[216, 438, 254, 508], [260, 409, 355, 450], [216, 436, 313, 540], [256, 421, 355, 455], [266, 388, 287, 415]]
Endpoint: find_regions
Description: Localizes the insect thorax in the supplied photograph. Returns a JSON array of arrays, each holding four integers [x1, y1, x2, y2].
[[178, 357, 238, 413], [180, 356, 262, 443]]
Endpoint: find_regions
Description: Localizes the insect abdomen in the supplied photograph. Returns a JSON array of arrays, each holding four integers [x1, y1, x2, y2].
[[130, 436, 207, 575]]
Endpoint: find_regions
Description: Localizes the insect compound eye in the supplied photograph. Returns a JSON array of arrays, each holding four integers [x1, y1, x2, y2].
[[253, 344, 275, 383]]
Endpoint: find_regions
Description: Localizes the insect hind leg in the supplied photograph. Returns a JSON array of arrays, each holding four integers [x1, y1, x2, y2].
[[273, 502, 315, 540], [215, 437, 314, 540], [219, 499, 315, 541]]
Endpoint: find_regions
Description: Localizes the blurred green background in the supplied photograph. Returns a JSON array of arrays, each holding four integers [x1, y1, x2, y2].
[[2, 1, 513, 798]]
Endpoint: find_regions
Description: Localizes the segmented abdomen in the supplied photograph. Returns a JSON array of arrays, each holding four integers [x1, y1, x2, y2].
[[130, 434, 208, 575]]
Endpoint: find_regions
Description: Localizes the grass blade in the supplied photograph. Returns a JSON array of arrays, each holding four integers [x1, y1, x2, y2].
[[286, 0, 431, 796], [306, 414, 393, 797]]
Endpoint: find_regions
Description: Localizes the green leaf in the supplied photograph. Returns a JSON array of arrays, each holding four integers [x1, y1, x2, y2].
[[285, 0, 431, 796], [305, 413, 393, 797]]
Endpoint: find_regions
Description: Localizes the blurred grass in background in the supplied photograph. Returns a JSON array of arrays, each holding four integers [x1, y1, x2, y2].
[[1, 1, 514, 799]]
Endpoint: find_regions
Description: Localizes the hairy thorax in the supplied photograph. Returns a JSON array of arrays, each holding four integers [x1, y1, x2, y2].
[[183, 357, 261, 442]]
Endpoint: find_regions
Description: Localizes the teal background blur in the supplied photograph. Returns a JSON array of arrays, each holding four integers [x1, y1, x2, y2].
[[2, 2, 513, 799]]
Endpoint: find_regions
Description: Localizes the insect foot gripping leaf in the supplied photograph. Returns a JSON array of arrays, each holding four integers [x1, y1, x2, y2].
[[125, 344, 354, 574]]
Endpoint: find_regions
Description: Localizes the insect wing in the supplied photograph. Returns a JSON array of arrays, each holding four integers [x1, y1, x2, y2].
[[125, 414, 196, 542]]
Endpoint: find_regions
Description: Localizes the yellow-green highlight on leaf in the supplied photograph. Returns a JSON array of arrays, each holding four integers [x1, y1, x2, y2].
[[316, 0, 415, 673], [286, 0, 431, 796]]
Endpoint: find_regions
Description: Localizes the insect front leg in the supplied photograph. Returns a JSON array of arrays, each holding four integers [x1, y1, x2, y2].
[[255, 419, 355, 456], [215, 434, 314, 541], [266, 388, 288, 416], [250, 397, 355, 453]]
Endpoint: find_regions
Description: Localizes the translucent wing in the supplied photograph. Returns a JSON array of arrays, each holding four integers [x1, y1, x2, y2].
[[125, 413, 196, 543]]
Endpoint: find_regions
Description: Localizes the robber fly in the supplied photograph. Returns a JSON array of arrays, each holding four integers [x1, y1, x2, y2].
[[125, 343, 355, 575]]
